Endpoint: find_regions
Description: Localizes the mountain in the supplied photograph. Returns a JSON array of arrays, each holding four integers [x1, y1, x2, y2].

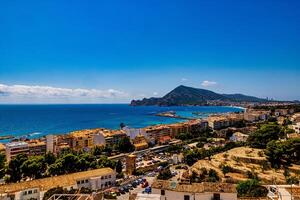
[[130, 85, 268, 106]]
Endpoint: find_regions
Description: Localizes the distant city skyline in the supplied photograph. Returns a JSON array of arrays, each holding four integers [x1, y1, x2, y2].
[[1, 0, 300, 103]]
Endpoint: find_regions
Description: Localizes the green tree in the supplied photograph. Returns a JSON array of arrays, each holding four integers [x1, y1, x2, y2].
[[247, 123, 284, 148], [236, 179, 268, 197], [44, 152, 56, 165], [115, 160, 123, 174], [116, 137, 134, 153], [43, 187, 67, 200], [0, 153, 6, 179], [6, 153, 28, 182], [157, 168, 172, 180], [21, 156, 46, 179]]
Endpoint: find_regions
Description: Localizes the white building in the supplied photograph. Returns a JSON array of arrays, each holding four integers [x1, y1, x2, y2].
[[0, 168, 116, 200], [291, 122, 300, 134], [5, 141, 29, 162], [93, 133, 106, 146], [230, 132, 249, 142], [123, 127, 146, 139], [152, 180, 237, 200]]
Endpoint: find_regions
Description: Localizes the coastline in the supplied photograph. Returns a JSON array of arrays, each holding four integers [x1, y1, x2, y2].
[[0, 105, 243, 143]]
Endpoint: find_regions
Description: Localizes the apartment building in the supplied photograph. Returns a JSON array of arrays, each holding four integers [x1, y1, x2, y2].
[[207, 113, 244, 130], [132, 135, 149, 151], [152, 180, 237, 200], [0, 167, 116, 200], [5, 141, 29, 162], [244, 109, 271, 122], [143, 125, 171, 143], [28, 140, 46, 156]]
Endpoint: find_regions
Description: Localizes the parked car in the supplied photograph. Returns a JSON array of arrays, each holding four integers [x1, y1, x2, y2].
[[142, 181, 149, 188], [128, 184, 134, 190], [118, 188, 125, 194]]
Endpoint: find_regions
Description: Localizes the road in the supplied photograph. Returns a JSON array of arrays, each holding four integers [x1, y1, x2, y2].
[[117, 177, 155, 200]]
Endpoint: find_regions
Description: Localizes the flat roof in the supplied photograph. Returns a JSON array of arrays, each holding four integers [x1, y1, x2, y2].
[[152, 180, 236, 193], [5, 141, 28, 148], [0, 168, 114, 193]]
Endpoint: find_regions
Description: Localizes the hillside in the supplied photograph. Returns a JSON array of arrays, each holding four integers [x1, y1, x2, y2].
[[130, 85, 267, 106]]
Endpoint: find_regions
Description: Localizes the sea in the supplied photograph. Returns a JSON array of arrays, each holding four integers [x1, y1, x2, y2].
[[0, 104, 243, 143]]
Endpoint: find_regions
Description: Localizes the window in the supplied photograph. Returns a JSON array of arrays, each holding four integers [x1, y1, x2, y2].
[[77, 181, 80, 184], [28, 190, 32, 194], [105, 176, 107, 179], [34, 189, 38, 193], [101, 176, 104, 179], [184, 195, 190, 200], [23, 191, 28, 195], [161, 190, 165, 195], [85, 179, 88, 183], [213, 193, 220, 200], [109, 175, 111, 178], [81, 180, 84, 184]]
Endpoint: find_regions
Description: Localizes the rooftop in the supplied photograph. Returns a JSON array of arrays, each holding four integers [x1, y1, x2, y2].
[[5, 141, 28, 148], [151, 180, 236, 193], [0, 167, 114, 193]]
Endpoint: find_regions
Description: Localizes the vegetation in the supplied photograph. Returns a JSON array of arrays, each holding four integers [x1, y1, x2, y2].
[[184, 141, 244, 166], [0, 153, 6, 179], [236, 179, 268, 197], [191, 168, 220, 183], [157, 168, 172, 180], [265, 138, 300, 168], [247, 123, 284, 148], [4, 150, 116, 183], [115, 137, 134, 153]]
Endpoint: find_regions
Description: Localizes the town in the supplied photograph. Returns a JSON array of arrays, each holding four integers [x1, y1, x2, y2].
[[0, 103, 300, 200]]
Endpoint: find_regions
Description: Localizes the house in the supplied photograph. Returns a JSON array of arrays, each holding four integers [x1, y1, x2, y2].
[[230, 132, 249, 142], [0, 168, 116, 200], [291, 122, 300, 133], [151, 180, 237, 200], [244, 109, 270, 122]]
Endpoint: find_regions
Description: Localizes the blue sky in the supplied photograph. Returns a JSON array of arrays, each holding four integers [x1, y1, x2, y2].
[[0, 0, 300, 103]]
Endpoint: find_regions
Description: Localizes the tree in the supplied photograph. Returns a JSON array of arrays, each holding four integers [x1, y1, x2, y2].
[[157, 168, 172, 180], [247, 123, 284, 148], [6, 153, 28, 182], [236, 179, 268, 197], [43, 187, 66, 200], [44, 152, 56, 165], [115, 160, 123, 174], [207, 169, 220, 182], [116, 137, 134, 153], [120, 122, 126, 129], [0, 153, 6, 179], [21, 156, 46, 179]]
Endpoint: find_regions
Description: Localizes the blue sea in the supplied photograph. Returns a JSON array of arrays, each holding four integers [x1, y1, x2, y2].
[[0, 104, 242, 142]]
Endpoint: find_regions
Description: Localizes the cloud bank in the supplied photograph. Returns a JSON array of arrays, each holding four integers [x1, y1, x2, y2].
[[0, 83, 128, 103], [201, 80, 217, 87]]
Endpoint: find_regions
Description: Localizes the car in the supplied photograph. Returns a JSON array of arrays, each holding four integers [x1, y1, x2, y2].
[[128, 184, 134, 190], [132, 182, 137, 187], [142, 181, 149, 188], [118, 188, 126, 194], [123, 186, 129, 192], [138, 178, 143, 183]]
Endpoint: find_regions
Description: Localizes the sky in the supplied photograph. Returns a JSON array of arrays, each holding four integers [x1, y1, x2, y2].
[[0, 0, 300, 103]]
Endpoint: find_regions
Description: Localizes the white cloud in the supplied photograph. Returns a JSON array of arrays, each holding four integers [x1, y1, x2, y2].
[[181, 78, 188, 82], [201, 80, 217, 87], [0, 83, 128, 103], [153, 92, 158, 96]]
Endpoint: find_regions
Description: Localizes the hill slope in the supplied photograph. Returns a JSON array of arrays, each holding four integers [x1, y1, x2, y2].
[[130, 85, 267, 106]]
